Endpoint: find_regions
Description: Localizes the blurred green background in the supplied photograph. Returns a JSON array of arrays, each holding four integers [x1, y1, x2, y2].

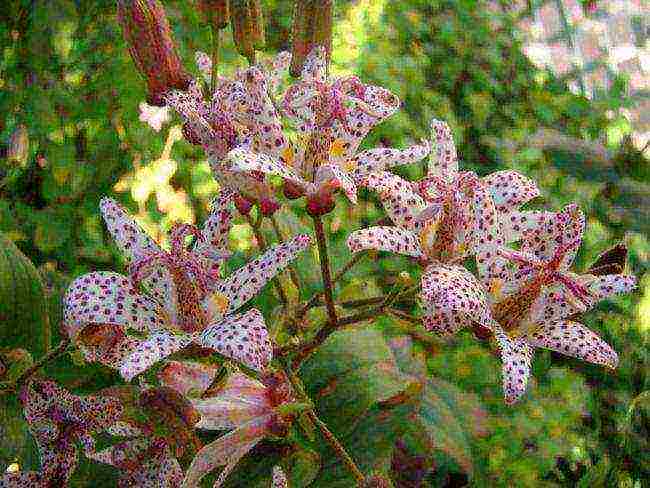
[[0, 0, 648, 486]]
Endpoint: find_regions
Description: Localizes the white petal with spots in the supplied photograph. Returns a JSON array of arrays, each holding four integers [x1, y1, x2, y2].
[[347, 226, 424, 258]]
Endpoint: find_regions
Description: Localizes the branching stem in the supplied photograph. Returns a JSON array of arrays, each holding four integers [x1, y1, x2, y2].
[[311, 215, 337, 326]]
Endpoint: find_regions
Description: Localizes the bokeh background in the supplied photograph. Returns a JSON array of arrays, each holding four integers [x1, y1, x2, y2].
[[0, 0, 648, 486]]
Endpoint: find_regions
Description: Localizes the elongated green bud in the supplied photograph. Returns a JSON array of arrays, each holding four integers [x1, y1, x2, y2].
[[117, 0, 191, 106], [290, 0, 333, 77], [199, 0, 230, 30], [230, 0, 256, 63]]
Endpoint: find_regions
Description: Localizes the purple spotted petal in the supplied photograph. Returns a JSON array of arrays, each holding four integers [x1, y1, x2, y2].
[[347, 226, 424, 258], [493, 325, 534, 405], [482, 170, 540, 213], [119, 332, 192, 381], [199, 309, 272, 372], [349, 140, 430, 181], [362, 172, 427, 231], [428, 119, 458, 181]]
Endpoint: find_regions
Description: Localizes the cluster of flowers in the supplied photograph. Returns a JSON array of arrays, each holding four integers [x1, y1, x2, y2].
[[2, 43, 636, 487]]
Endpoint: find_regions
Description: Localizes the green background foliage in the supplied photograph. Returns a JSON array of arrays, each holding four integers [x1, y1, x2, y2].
[[0, 0, 648, 486]]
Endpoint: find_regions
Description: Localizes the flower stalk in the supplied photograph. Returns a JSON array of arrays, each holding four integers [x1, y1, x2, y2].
[[311, 214, 338, 326]]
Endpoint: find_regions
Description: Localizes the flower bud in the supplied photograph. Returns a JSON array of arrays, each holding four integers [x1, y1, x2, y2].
[[230, 0, 265, 53], [7, 124, 29, 167], [234, 194, 254, 215], [117, 0, 192, 106], [259, 198, 280, 216], [283, 179, 305, 200], [199, 0, 230, 30], [306, 192, 335, 217], [290, 0, 333, 77]]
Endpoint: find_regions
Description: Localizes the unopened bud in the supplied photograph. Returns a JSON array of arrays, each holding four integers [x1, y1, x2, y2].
[[283, 179, 305, 200], [397, 271, 413, 286], [290, 0, 333, 77], [7, 124, 29, 167], [306, 192, 335, 216], [362, 473, 394, 488], [234, 194, 254, 215], [199, 0, 230, 29], [139, 386, 201, 427], [259, 198, 280, 216], [117, 0, 191, 106], [230, 0, 259, 64], [472, 324, 493, 342]]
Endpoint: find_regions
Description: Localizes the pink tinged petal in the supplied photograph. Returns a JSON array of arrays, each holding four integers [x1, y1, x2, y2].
[[584, 274, 637, 300], [272, 466, 289, 488], [493, 325, 534, 405], [158, 361, 220, 398], [63, 271, 166, 339], [216, 234, 311, 313], [39, 442, 78, 485], [314, 164, 358, 203], [500, 210, 554, 244], [224, 147, 306, 189], [428, 119, 458, 181], [482, 170, 541, 213], [195, 51, 213, 82], [182, 415, 271, 488], [119, 332, 192, 381], [527, 320, 618, 368], [520, 204, 585, 270], [362, 172, 427, 231], [124, 451, 184, 488], [346, 226, 424, 258], [527, 284, 584, 327], [421, 264, 493, 335], [195, 189, 234, 255], [349, 140, 431, 180], [139, 102, 170, 132], [199, 309, 272, 372], [0, 472, 45, 488], [100, 197, 162, 263], [192, 373, 271, 430]]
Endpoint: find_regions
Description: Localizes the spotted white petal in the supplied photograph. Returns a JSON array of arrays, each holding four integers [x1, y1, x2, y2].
[[347, 226, 424, 258], [362, 172, 427, 231], [199, 309, 272, 372], [119, 332, 192, 381], [493, 325, 534, 405], [421, 264, 492, 335], [216, 234, 311, 313], [482, 170, 540, 213], [428, 119, 458, 181], [527, 320, 618, 368], [349, 140, 430, 181], [224, 147, 306, 189]]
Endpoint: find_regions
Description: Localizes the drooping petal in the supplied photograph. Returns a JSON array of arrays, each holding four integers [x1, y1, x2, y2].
[[362, 172, 427, 231], [347, 226, 424, 258], [215, 234, 311, 313], [182, 416, 272, 488], [195, 51, 212, 82], [428, 119, 458, 181], [493, 325, 534, 405], [482, 170, 540, 213], [583, 273, 637, 300], [38, 444, 78, 486], [527, 320, 618, 368], [224, 147, 306, 190], [158, 361, 220, 398], [63, 271, 166, 340], [199, 309, 272, 372], [314, 163, 358, 203], [122, 451, 184, 488], [192, 373, 271, 430], [421, 264, 493, 335], [119, 332, 193, 381], [300, 46, 327, 82], [348, 140, 430, 181]]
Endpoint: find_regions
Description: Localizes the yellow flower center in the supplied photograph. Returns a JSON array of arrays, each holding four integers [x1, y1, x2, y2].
[[329, 138, 346, 158]]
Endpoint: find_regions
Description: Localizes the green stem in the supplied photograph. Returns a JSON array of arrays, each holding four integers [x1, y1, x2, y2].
[[247, 214, 288, 305], [311, 215, 337, 326], [13, 338, 71, 389]]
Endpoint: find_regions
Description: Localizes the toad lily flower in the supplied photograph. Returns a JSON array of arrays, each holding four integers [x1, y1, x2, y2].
[[347, 119, 543, 334], [63, 193, 311, 381], [223, 47, 430, 215], [480, 204, 636, 403], [163, 52, 291, 214], [183, 371, 301, 487], [0, 379, 123, 487]]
